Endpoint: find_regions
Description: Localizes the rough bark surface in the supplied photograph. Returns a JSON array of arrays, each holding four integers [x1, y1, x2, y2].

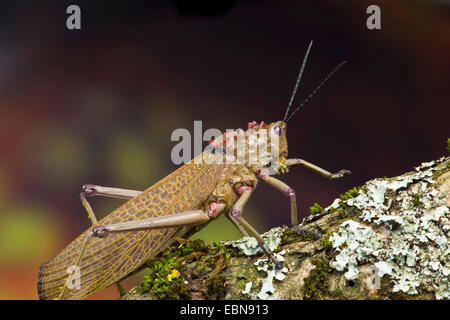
[[121, 156, 450, 300]]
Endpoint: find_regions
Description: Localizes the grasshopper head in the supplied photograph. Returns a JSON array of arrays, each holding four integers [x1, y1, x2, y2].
[[207, 120, 288, 173], [243, 120, 288, 173], [266, 120, 288, 163]]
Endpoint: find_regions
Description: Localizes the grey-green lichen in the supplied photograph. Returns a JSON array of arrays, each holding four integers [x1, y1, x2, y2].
[[253, 252, 288, 299], [328, 157, 450, 299], [222, 227, 284, 256], [329, 220, 383, 281], [222, 227, 287, 299]]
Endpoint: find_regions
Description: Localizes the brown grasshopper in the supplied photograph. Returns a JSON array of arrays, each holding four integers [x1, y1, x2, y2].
[[37, 41, 350, 300]]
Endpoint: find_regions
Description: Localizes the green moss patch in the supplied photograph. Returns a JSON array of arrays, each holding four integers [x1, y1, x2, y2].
[[339, 186, 366, 202], [303, 258, 330, 299], [319, 232, 334, 251], [412, 193, 420, 207], [139, 238, 234, 299], [140, 239, 206, 299], [309, 203, 323, 216]]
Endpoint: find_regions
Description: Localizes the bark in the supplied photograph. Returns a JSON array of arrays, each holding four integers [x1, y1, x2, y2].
[[121, 156, 450, 300]]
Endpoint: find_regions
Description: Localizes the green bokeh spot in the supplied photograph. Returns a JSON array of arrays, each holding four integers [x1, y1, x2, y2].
[[107, 132, 162, 189], [31, 128, 87, 185], [0, 205, 58, 264]]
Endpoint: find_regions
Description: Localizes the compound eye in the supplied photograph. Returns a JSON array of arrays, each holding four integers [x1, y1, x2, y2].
[[273, 126, 282, 136]]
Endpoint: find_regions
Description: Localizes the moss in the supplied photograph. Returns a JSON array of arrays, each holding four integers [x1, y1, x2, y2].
[[309, 203, 324, 215], [340, 186, 365, 202], [339, 208, 349, 219], [138, 238, 236, 299], [237, 279, 247, 290], [140, 239, 207, 299], [236, 260, 259, 283], [447, 138, 450, 152], [412, 193, 420, 207], [206, 254, 230, 299], [281, 226, 321, 244], [303, 258, 330, 299], [280, 227, 297, 245], [319, 232, 333, 251], [207, 274, 227, 299], [326, 206, 337, 214], [338, 186, 366, 213], [140, 265, 189, 300], [337, 205, 360, 219], [141, 270, 190, 300], [213, 241, 239, 258]]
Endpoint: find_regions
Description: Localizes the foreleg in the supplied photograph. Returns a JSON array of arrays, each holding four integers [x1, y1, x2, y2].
[[284, 158, 351, 179]]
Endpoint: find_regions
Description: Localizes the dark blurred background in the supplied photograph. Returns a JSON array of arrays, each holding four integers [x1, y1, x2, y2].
[[0, 0, 448, 299]]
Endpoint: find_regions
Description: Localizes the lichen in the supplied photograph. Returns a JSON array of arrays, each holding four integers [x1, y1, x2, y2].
[[223, 227, 287, 300], [253, 251, 288, 300], [328, 158, 450, 299], [222, 227, 285, 256], [329, 220, 383, 281], [241, 281, 252, 295], [326, 198, 341, 212]]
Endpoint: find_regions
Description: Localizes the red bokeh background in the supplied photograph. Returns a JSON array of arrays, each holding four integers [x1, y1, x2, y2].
[[0, 1, 448, 299]]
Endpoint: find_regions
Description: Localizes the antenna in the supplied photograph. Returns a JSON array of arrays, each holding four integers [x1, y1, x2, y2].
[[285, 60, 347, 124], [283, 41, 313, 122]]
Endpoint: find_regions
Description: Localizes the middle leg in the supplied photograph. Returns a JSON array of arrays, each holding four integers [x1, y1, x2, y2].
[[258, 174, 299, 227], [227, 186, 283, 269], [258, 174, 322, 239]]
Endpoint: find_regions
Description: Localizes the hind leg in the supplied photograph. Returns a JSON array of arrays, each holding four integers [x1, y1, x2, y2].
[[78, 184, 143, 297], [80, 184, 142, 225]]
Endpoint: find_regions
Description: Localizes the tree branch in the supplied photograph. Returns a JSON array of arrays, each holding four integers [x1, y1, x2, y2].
[[121, 156, 450, 300]]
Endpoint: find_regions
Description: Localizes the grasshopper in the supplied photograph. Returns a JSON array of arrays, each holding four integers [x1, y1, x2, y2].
[[37, 41, 351, 300]]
